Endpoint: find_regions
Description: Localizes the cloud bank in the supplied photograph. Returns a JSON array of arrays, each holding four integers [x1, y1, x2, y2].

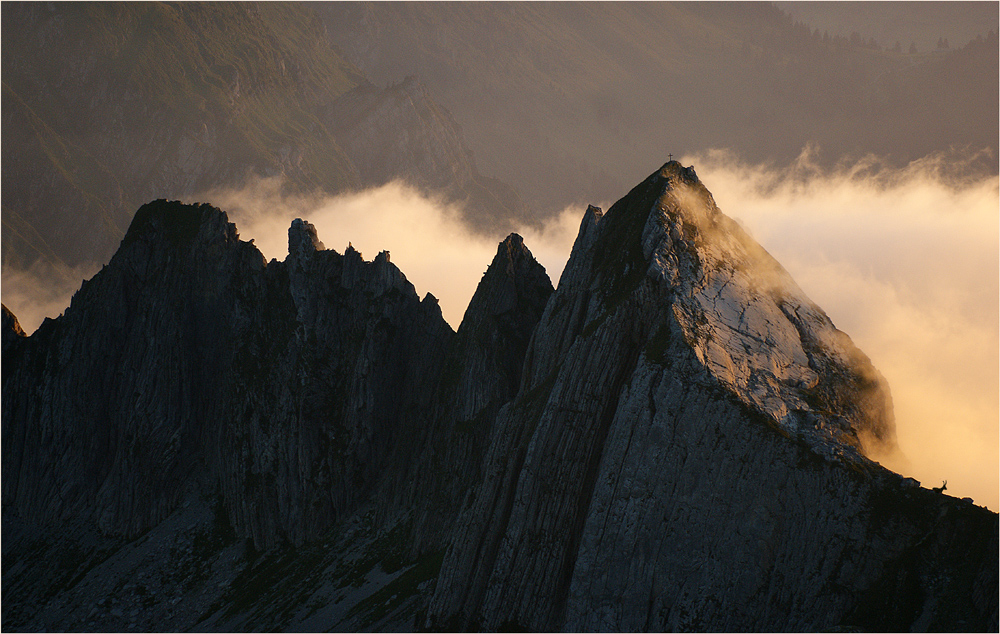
[[202, 178, 587, 330], [4, 148, 996, 511], [687, 147, 999, 510], [1, 260, 101, 335]]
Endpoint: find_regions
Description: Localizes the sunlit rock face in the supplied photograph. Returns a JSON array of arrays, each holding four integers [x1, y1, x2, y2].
[[427, 163, 993, 632], [641, 163, 896, 456]]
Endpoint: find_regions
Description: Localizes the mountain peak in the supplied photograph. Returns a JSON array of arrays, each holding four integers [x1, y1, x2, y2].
[[498, 231, 525, 250], [288, 218, 325, 261], [429, 166, 916, 630], [493, 233, 536, 275], [658, 158, 697, 180], [639, 167, 897, 455], [120, 200, 240, 254], [440, 233, 553, 429], [553, 164, 896, 464], [461, 234, 553, 332], [2, 186, 993, 632]]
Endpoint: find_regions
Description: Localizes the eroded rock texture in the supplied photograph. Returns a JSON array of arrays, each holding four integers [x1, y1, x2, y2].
[[2, 165, 996, 632], [1, 200, 455, 549], [427, 163, 996, 632], [405, 233, 555, 555]]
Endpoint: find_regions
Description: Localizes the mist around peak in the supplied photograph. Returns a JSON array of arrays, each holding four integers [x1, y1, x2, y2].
[[688, 146, 999, 510], [3, 148, 995, 512], [197, 177, 590, 330]]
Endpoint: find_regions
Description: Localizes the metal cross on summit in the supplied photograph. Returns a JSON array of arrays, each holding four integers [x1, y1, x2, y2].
[[668, 153, 673, 161]]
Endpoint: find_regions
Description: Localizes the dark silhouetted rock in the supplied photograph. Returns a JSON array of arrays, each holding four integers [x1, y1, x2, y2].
[[426, 162, 996, 632], [2, 166, 996, 632]]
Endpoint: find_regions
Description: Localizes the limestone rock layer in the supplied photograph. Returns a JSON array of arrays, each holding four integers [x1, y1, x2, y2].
[[2, 166, 996, 632], [426, 162, 994, 631]]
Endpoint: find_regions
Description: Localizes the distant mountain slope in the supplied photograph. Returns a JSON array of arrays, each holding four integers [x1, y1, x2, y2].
[[782, 1, 998, 53], [1, 2, 521, 273], [321, 1, 998, 216]]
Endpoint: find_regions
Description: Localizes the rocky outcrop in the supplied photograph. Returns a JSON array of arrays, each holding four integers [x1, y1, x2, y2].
[[403, 233, 555, 554], [426, 162, 995, 631], [1, 200, 555, 632], [2, 164, 996, 632], [2, 304, 25, 347], [428, 233, 555, 436], [1, 200, 454, 550], [216, 217, 455, 550]]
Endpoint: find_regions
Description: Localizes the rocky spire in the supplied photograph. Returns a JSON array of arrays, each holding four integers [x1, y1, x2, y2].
[[404, 232, 554, 554], [1, 181, 994, 632], [288, 217, 325, 261], [427, 163, 986, 632]]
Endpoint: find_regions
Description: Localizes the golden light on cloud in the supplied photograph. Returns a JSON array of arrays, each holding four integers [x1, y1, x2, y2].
[[689, 148, 999, 510], [5, 150, 996, 512], [205, 178, 586, 330]]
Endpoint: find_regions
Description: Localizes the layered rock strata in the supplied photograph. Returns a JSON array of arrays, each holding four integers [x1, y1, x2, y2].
[[2, 200, 457, 549], [2, 164, 996, 632], [426, 162, 995, 631]]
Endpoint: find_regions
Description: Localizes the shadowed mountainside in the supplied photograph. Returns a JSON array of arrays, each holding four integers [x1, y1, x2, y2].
[[3, 164, 996, 631]]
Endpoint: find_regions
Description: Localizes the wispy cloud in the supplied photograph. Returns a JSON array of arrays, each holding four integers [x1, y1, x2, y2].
[[688, 146, 999, 510], [5, 150, 995, 512], [202, 178, 587, 329], [1, 260, 100, 335]]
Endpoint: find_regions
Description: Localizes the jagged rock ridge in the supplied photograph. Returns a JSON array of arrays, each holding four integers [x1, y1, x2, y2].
[[3, 200, 458, 547], [3, 165, 997, 632], [2, 197, 556, 631], [427, 162, 992, 631]]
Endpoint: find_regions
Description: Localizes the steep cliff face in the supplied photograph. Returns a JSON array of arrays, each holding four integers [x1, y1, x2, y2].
[[427, 162, 994, 631], [216, 218, 455, 550], [2, 165, 996, 633], [1, 200, 555, 632], [404, 234, 554, 554], [1, 200, 453, 550]]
